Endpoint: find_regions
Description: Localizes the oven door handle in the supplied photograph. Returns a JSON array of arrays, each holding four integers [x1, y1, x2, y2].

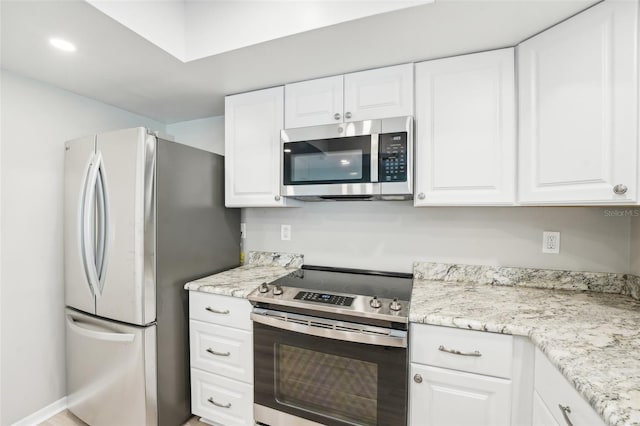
[[250, 311, 407, 348]]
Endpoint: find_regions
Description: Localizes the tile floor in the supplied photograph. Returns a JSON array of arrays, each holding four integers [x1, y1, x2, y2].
[[39, 410, 208, 426]]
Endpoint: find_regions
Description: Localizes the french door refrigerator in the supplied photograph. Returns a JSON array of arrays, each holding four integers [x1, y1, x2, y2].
[[64, 127, 240, 426]]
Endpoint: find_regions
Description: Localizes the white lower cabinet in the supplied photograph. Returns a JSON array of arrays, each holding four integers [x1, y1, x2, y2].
[[532, 390, 559, 426], [410, 364, 512, 426], [534, 348, 604, 426], [189, 292, 254, 426], [410, 324, 513, 426], [191, 368, 253, 426]]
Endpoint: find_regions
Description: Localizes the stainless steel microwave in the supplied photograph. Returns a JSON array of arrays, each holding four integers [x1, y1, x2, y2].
[[280, 116, 413, 201]]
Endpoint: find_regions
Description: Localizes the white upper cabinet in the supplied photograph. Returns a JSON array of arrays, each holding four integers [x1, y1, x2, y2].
[[518, 0, 638, 205], [414, 48, 516, 206], [225, 87, 299, 207], [344, 63, 414, 122], [284, 75, 344, 128], [284, 64, 413, 128]]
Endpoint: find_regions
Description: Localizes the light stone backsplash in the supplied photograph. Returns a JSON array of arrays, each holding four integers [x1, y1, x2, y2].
[[414, 261, 640, 300], [247, 250, 304, 268]]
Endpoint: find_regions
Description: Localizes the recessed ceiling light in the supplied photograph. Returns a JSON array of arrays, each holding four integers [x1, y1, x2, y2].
[[49, 38, 76, 52]]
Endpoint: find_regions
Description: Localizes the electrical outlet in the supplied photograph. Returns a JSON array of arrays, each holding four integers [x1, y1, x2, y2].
[[240, 223, 246, 239], [281, 224, 291, 241], [542, 231, 560, 254]]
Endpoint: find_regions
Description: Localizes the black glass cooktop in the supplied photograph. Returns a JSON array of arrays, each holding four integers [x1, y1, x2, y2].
[[271, 265, 413, 301]]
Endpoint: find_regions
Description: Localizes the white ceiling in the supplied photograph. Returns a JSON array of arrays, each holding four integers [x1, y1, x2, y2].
[[1, 0, 599, 124], [88, 1, 430, 61]]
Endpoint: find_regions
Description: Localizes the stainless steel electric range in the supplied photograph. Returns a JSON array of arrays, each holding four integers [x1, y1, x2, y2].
[[248, 265, 413, 426]]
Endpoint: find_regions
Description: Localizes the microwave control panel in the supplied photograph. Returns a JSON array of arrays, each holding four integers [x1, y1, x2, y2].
[[379, 132, 407, 182]]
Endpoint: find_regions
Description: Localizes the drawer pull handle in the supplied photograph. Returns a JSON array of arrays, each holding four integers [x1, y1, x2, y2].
[[558, 404, 573, 426], [438, 345, 482, 357], [208, 397, 231, 409], [206, 348, 231, 357], [205, 306, 230, 315]]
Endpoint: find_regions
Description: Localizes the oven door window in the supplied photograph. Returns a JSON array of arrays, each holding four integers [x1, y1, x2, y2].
[[283, 135, 371, 185], [276, 344, 378, 425], [254, 322, 407, 426]]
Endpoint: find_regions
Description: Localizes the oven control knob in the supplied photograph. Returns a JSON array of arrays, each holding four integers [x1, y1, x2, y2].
[[273, 285, 283, 296], [389, 297, 402, 311], [259, 282, 269, 293], [369, 296, 382, 309]]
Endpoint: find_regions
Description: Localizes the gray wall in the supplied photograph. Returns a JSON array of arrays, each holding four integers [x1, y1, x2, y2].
[[166, 116, 225, 155], [631, 214, 640, 276], [0, 71, 166, 425], [243, 203, 632, 274]]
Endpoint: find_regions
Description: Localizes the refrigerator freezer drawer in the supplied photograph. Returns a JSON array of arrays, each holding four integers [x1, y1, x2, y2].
[[65, 309, 157, 426]]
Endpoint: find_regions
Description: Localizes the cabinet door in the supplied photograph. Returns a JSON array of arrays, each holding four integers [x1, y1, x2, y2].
[[414, 48, 516, 206], [410, 364, 511, 426], [225, 87, 297, 207], [344, 63, 413, 122], [532, 391, 559, 426], [284, 75, 343, 128], [518, 0, 638, 204]]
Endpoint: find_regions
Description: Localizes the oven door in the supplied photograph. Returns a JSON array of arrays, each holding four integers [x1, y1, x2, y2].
[[252, 311, 408, 426]]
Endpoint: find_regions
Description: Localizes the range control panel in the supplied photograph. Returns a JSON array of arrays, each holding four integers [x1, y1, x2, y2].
[[379, 132, 408, 182], [294, 291, 355, 307]]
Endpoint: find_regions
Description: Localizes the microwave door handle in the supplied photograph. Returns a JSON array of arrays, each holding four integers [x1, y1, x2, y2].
[[371, 133, 379, 183]]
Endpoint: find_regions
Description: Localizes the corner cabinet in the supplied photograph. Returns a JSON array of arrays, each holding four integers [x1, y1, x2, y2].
[[224, 87, 299, 207], [518, 0, 639, 205], [414, 48, 516, 206], [533, 348, 604, 426], [284, 63, 413, 129]]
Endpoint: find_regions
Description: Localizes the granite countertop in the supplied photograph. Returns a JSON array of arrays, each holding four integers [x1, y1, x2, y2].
[[411, 263, 640, 426], [184, 251, 303, 298], [186, 254, 640, 425]]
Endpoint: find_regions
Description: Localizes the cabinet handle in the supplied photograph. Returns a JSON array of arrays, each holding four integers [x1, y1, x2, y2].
[[206, 348, 231, 357], [274, 195, 281, 201], [345, 112, 352, 119], [558, 404, 573, 426], [205, 306, 229, 315], [413, 374, 423, 383], [334, 113, 341, 120], [208, 397, 231, 409], [417, 193, 426, 200], [438, 345, 482, 357], [613, 184, 628, 195]]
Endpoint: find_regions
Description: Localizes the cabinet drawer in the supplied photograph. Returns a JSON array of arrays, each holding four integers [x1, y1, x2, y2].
[[191, 368, 253, 426], [190, 320, 252, 384], [534, 348, 604, 426], [409, 363, 511, 426], [189, 292, 252, 330], [410, 324, 513, 379]]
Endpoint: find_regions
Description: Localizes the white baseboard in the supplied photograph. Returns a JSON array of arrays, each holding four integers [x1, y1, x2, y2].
[[11, 397, 67, 426]]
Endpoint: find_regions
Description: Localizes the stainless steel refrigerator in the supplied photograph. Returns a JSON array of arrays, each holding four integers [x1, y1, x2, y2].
[[64, 127, 240, 426]]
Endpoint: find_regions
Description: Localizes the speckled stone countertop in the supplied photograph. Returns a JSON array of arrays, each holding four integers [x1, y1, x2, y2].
[[184, 251, 303, 298], [411, 263, 640, 426]]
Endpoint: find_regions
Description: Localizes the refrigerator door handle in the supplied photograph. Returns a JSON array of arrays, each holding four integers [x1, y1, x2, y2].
[[66, 314, 135, 343], [95, 154, 111, 294], [82, 152, 102, 297]]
